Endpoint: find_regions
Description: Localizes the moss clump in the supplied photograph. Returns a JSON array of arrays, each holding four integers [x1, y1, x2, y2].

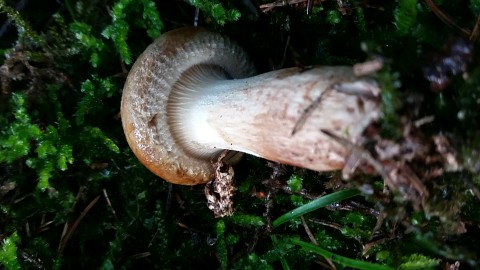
[[188, 0, 241, 25], [1, 0, 479, 269], [0, 232, 21, 270]]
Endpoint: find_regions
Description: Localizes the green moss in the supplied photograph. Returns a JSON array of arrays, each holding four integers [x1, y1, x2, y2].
[[287, 174, 303, 192], [377, 69, 402, 138], [233, 253, 274, 270], [0, 94, 41, 164], [471, 0, 480, 14], [0, 232, 21, 270], [70, 22, 106, 67], [355, 7, 367, 33], [394, 0, 418, 36], [326, 10, 341, 25], [340, 212, 375, 240], [188, 0, 241, 25], [376, 250, 393, 265], [102, 0, 132, 64], [140, 0, 164, 39], [216, 220, 228, 270], [102, 0, 164, 64], [398, 254, 440, 270], [1, 0, 480, 268], [0, 0, 43, 44], [315, 229, 344, 251], [226, 213, 265, 228]]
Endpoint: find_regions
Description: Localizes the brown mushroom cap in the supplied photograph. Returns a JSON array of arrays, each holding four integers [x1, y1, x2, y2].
[[121, 27, 256, 185]]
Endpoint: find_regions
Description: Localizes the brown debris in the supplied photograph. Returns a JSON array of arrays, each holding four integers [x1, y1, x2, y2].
[[0, 44, 73, 117], [58, 195, 101, 256], [444, 261, 461, 270], [0, 46, 69, 93], [205, 151, 237, 217], [325, 116, 461, 210], [433, 135, 460, 172], [259, 0, 325, 13], [470, 15, 480, 42], [353, 58, 384, 77], [263, 162, 286, 232]]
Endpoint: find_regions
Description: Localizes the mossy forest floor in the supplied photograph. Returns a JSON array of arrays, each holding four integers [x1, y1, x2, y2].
[[1, 0, 480, 269]]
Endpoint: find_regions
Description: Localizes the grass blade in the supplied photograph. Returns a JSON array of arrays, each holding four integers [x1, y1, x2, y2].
[[291, 238, 393, 270], [272, 189, 360, 228]]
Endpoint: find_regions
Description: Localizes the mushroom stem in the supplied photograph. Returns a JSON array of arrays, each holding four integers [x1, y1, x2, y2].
[[121, 27, 381, 185], [173, 66, 379, 171]]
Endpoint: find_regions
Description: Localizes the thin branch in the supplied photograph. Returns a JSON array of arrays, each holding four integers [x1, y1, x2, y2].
[[58, 195, 101, 256], [470, 15, 480, 42], [424, 0, 471, 37], [102, 188, 118, 221], [301, 216, 318, 245], [291, 87, 332, 136]]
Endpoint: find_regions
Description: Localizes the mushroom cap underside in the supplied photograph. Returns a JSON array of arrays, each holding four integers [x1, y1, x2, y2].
[[121, 27, 255, 185]]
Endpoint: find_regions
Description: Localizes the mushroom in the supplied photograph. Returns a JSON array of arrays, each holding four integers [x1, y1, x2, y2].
[[121, 27, 381, 185]]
